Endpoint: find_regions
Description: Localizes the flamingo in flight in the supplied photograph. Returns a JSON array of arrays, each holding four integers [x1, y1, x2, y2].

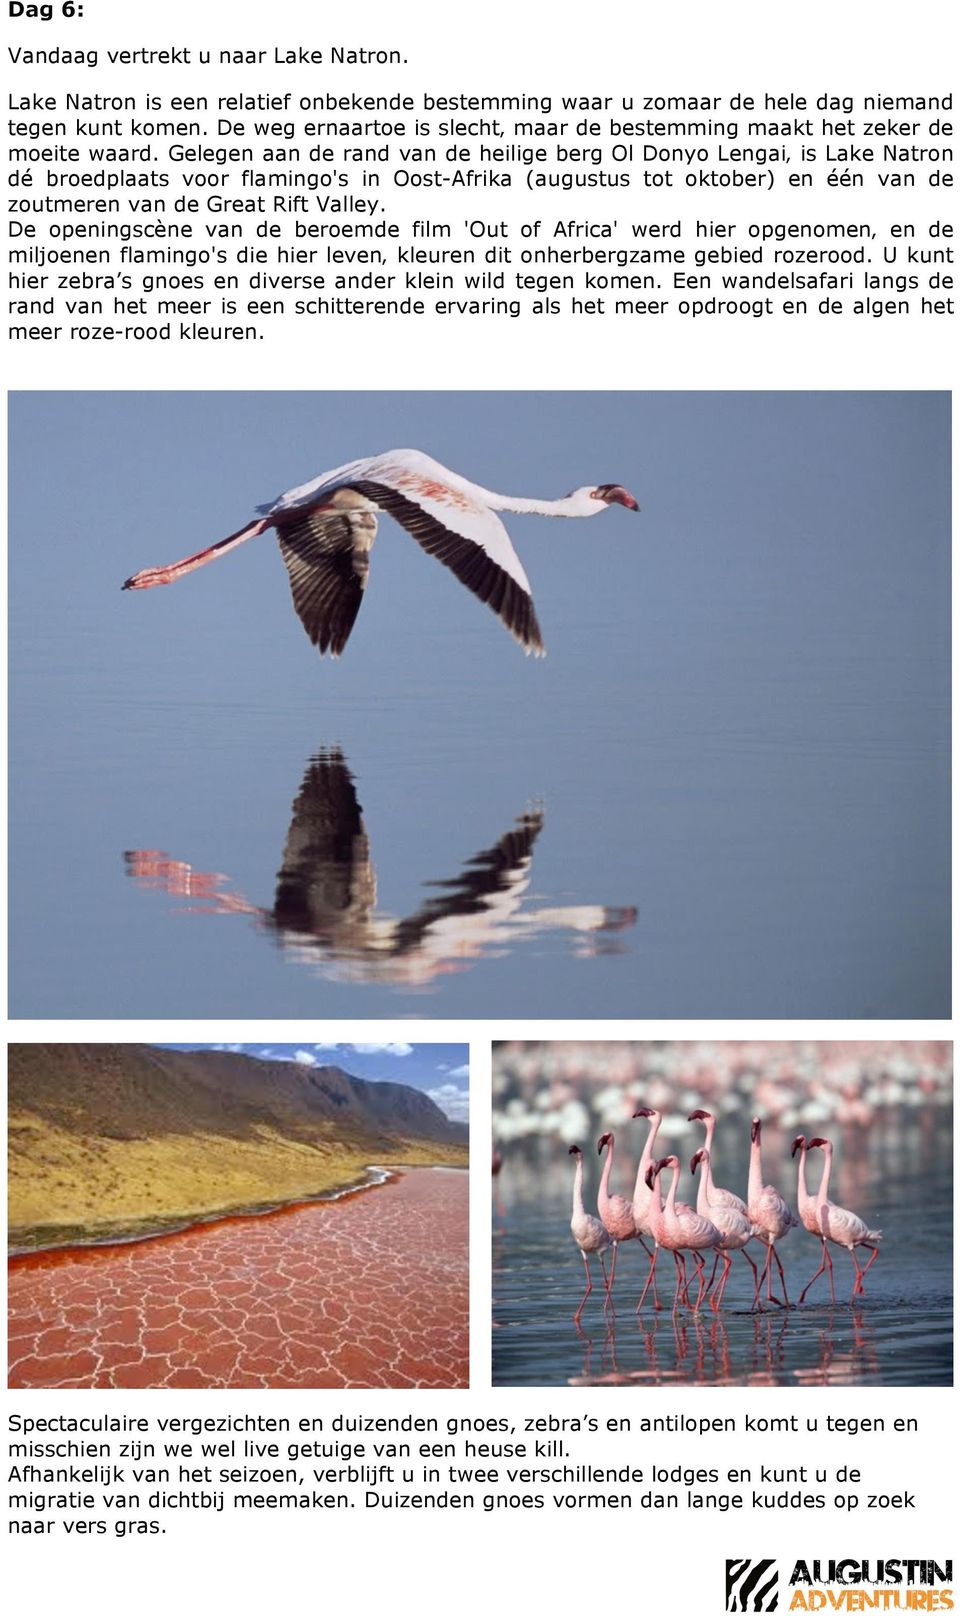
[[796, 1136, 882, 1304], [122, 448, 639, 656], [568, 1145, 611, 1324]]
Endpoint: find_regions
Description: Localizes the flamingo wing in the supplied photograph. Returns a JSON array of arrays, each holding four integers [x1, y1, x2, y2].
[[262, 451, 544, 654], [676, 1207, 719, 1245], [822, 1202, 880, 1247], [272, 505, 377, 656], [273, 749, 376, 933], [392, 809, 544, 954]]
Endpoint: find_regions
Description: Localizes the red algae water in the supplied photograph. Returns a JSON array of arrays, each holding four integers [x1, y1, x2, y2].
[[8, 1168, 468, 1390]]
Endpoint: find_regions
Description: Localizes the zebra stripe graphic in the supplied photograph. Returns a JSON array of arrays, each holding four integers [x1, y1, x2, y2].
[[726, 1559, 779, 1612]]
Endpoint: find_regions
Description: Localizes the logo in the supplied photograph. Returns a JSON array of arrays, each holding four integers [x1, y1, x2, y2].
[[726, 1560, 779, 1612], [724, 1558, 953, 1613]]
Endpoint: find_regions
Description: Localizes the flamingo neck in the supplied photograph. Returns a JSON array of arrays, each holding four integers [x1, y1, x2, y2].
[[647, 1176, 664, 1242], [748, 1137, 763, 1201], [632, 1114, 660, 1202], [663, 1162, 680, 1219], [698, 1151, 716, 1215], [796, 1144, 810, 1209], [815, 1146, 832, 1208], [487, 492, 596, 519], [571, 1157, 585, 1219], [598, 1139, 614, 1203]]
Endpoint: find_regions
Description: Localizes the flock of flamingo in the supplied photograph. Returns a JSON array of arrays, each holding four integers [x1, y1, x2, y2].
[[568, 1108, 882, 1323]]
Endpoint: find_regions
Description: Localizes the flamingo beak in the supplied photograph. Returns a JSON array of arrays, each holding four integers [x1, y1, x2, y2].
[[568, 1145, 580, 1156], [597, 1134, 611, 1154], [688, 1109, 709, 1122], [808, 1137, 828, 1150], [690, 1151, 703, 1173], [751, 1118, 761, 1144], [644, 1165, 657, 1190], [633, 1107, 655, 1119], [596, 483, 640, 511], [791, 1135, 805, 1157]]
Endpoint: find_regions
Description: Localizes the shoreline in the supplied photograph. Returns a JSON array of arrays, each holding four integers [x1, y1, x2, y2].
[[8, 1162, 407, 1262]]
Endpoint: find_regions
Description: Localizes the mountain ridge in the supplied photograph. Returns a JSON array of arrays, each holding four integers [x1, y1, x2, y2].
[[8, 1044, 468, 1250]]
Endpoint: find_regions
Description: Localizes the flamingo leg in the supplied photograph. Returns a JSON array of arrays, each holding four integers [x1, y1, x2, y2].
[[122, 518, 270, 591], [636, 1244, 659, 1312], [604, 1241, 619, 1311], [851, 1245, 879, 1298], [799, 1241, 830, 1305], [673, 1252, 686, 1308], [755, 1242, 773, 1311], [771, 1245, 791, 1308], [671, 1251, 687, 1313], [740, 1249, 760, 1308], [691, 1252, 707, 1311], [712, 1254, 733, 1312], [574, 1252, 593, 1324]]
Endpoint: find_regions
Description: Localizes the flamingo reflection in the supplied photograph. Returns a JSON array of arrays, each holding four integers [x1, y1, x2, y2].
[[125, 748, 636, 988]]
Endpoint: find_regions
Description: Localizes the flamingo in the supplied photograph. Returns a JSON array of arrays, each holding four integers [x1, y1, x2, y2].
[[797, 1136, 882, 1304], [747, 1117, 795, 1308], [126, 752, 636, 988], [688, 1105, 755, 1296], [643, 1156, 723, 1312], [568, 1145, 610, 1323], [687, 1109, 749, 1214], [792, 1134, 833, 1300], [596, 1132, 638, 1308], [690, 1148, 758, 1310], [631, 1106, 687, 1311], [122, 448, 639, 656]]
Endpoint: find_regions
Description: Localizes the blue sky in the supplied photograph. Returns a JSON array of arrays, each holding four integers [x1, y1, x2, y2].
[[9, 392, 949, 1019], [157, 1042, 470, 1121]]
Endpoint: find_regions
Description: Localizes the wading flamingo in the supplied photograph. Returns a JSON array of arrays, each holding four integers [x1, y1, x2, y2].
[[690, 1148, 758, 1310], [631, 1106, 664, 1309], [568, 1145, 610, 1323], [597, 1132, 638, 1309], [792, 1134, 833, 1300], [644, 1156, 723, 1312], [687, 1109, 749, 1214], [798, 1136, 882, 1304], [122, 448, 639, 656], [747, 1117, 795, 1308]]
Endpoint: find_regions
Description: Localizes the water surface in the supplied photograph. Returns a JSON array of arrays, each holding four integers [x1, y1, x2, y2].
[[492, 1116, 952, 1387], [9, 392, 949, 1017]]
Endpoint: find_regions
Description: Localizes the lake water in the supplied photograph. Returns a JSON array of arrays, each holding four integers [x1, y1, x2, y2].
[[10, 1168, 469, 1389], [492, 1116, 952, 1387], [9, 392, 949, 1018]]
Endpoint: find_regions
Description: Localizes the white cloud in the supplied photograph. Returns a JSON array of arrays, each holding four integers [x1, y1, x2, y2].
[[427, 1084, 470, 1123], [293, 1049, 318, 1065], [349, 1041, 414, 1057], [446, 1063, 470, 1079]]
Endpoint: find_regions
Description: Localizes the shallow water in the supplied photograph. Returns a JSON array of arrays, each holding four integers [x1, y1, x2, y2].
[[10, 1168, 469, 1389], [9, 392, 949, 1017], [492, 1118, 952, 1387]]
